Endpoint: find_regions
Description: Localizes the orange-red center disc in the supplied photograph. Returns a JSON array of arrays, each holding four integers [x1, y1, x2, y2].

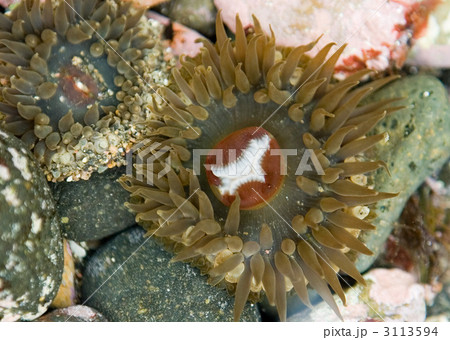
[[205, 126, 284, 210]]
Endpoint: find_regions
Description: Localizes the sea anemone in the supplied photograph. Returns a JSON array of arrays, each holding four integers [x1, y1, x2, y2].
[[0, 0, 170, 181], [119, 13, 400, 321]]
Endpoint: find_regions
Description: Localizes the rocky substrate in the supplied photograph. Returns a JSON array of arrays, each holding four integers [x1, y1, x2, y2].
[[0, 129, 63, 321]]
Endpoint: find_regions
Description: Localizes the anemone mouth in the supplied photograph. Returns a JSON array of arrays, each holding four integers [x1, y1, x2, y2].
[[0, 0, 168, 181], [58, 64, 101, 109], [204, 125, 285, 210], [120, 13, 401, 321]]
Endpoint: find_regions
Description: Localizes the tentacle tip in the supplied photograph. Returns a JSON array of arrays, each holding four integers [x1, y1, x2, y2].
[[251, 13, 260, 23], [169, 256, 181, 264], [143, 230, 153, 238], [269, 24, 275, 39], [305, 302, 313, 309], [315, 34, 324, 43]]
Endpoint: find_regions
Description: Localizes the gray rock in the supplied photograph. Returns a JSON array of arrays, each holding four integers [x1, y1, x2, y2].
[[355, 75, 450, 272], [82, 227, 261, 321], [50, 167, 136, 242], [158, 0, 217, 37], [0, 129, 63, 321]]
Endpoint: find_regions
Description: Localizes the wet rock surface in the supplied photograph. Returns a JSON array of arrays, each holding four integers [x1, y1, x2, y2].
[[355, 75, 450, 273], [82, 227, 261, 321], [50, 167, 136, 242], [0, 129, 63, 321]]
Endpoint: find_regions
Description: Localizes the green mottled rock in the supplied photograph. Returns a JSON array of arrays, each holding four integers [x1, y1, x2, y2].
[[356, 75, 450, 272], [82, 227, 261, 321], [50, 167, 135, 242], [0, 129, 63, 321]]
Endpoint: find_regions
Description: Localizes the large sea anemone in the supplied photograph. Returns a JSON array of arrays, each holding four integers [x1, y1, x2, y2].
[[0, 0, 170, 181], [120, 13, 400, 321]]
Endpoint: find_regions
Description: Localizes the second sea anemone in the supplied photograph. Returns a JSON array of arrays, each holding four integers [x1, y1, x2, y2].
[[0, 0, 170, 181]]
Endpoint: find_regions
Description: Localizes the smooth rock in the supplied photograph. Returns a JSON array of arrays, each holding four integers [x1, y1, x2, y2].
[[355, 75, 450, 272], [82, 227, 261, 321], [288, 268, 429, 322], [50, 167, 136, 242], [157, 0, 216, 38], [0, 129, 63, 321], [37, 305, 107, 322]]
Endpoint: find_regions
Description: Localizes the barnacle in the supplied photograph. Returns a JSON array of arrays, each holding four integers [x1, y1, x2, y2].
[[120, 13, 400, 321], [0, 0, 170, 181]]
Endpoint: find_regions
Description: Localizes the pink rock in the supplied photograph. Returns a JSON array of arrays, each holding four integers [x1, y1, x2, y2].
[[407, 0, 450, 68], [148, 11, 204, 58], [288, 268, 429, 322], [0, 0, 16, 8], [366, 268, 428, 321], [215, 0, 438, 77], [38, 306, 107, 322]]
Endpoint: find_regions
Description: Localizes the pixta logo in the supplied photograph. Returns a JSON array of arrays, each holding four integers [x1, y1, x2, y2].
[[192, 148, 325, 177], [126, 139, 172, 185]]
